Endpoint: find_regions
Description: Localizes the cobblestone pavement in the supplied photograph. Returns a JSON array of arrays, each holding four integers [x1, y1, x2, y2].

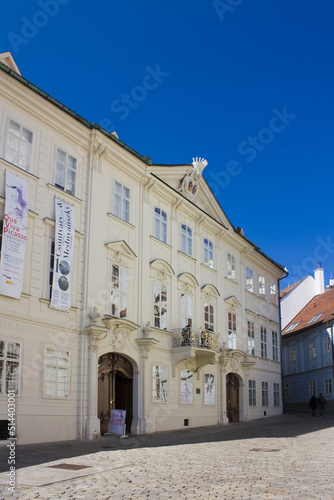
[[0, 413, 333, 499]]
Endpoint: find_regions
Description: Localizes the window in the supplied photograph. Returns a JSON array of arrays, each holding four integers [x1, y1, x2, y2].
[[49, 239, 55, 300], [113, 181, 130, 222], [324, 336, 331, 355], [204, 303, 214, 331], [290, 347, 296, 364], [273, 383, 280, 407], [246, 267, 253, 292], [309, 341, 316, 359], [307, 313, 324, 325], [270, 282, 277, 305], [204, 374, 215, 405], [259, 276, 265, 298], [262, 381, 268, 406], [248, 321, 255, 355], [181, 293, 192, 328], [227, 253, 236, 280], [0, 341, 20, 395], [154, 207, 167, 243], [261, 327, 267, 358], [181, 224, 192, 256], [286, 322, 300, 333], [153, 365, 167, 403], [111, 264, 128, 318], [325, 378, 332, 395], [54, 148, 76, 195], [309, 380, 316, 397], [43, 348, 69, 398], [203, 239, 213, 268], [228, 312, 237, 349], [180, 369, 193, 404], [272, 331, 279, 361], [249, 380, 256, 406], [153, 282, 167, 330], [4, 119, 33, 171]]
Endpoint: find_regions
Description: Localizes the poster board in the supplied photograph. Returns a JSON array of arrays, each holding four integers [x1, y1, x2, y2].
[[108, 409, 127, 437]]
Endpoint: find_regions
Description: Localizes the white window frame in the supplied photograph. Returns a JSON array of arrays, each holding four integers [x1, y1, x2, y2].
[[43, 347, 70, 399], [180, 293, 192, 328], [4, 118, 33, 171], [110, 264, 128, 318], [227, 253, 236, 280], [204, 303, 214, 331], [248, 321, 255, 355], [154, 207, 167, 243], [272, 331, 279, 361], [259, 276, 265, 298], [204, 373, 215, 405], [309, 341, 316, 359], [273, 383, 280, 407], [54, 147, 77, 196], [180, 369, 193, 404], [113, 181, 130, 223], [0, 340, 20, 395], [324, 378, 333, 395], [309, 380, 316, 397], [228, 312, 237, 349], [246, 267, 253, 292], [203, 238, 213, 268], [262, 381, 269, 406], [270, 282, 277, 305], [153, 281, 168, 330], [181, 224, 192, 256], [324, 336, 331, 355], [152, 365, 168, 403], [249, 380, 256, 406], [261, 327, 267, 358]]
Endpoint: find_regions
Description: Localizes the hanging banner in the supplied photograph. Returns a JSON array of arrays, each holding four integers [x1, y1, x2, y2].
[[50, 198, 75, 312], [0, 171, 29, 299]]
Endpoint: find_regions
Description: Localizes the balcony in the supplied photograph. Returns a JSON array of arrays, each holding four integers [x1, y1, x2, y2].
[[171, 328, 219, 376]]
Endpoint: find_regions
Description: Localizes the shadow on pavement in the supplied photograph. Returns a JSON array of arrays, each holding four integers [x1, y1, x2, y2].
[[1, 412, 333, 472]]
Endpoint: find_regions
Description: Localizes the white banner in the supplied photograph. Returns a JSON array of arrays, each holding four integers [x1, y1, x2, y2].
[[0, 171, 29, 299], [50, 198, 75, 312]]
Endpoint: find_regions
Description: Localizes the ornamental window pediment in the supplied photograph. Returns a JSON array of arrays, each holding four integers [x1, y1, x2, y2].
[[105, 240, 137, 264], [201, 284, 220, 300], [224, 295, 241, 309], [178, 272, 199, 295]]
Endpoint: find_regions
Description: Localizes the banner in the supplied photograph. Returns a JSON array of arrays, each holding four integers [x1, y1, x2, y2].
[[50, 198, 75, 311], [0, 171, 29, 299]]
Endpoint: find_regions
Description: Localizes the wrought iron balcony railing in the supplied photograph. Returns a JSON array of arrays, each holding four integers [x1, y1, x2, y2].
[[172, 328, 219, 350]]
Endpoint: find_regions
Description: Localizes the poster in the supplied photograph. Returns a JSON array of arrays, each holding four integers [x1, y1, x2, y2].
[[50, 198, 75, 311], [108, 409, 126, 436], [0, 171, 29, 299]]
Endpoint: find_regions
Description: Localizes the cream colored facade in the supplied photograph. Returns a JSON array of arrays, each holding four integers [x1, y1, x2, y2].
[[0, 53, 286, 445]]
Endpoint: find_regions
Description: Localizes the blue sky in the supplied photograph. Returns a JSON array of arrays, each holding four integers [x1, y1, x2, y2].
[[1, 0, 334, 289]]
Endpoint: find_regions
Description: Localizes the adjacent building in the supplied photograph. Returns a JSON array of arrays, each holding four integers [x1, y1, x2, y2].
[[281, 269, 334, 413], [0, 52, 287, 444]]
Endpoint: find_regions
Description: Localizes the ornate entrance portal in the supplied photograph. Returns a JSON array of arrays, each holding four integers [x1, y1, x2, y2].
[[98, 353, 133, 435], [226, 373, 239, 422]]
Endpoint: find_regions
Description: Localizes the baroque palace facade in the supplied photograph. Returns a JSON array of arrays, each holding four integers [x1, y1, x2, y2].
[[0, 52, 287, 444]]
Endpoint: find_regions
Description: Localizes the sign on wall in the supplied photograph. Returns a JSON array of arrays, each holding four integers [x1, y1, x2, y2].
[[0, 171, 29, 299], [50, 198, 75, 312]]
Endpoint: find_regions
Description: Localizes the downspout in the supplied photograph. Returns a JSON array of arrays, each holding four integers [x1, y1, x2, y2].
[[278, 267, 289, 414]]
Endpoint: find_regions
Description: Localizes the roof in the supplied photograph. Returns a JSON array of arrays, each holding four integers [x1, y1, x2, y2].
[[280, 278, 303, 298], [282, 286, 334, 336]]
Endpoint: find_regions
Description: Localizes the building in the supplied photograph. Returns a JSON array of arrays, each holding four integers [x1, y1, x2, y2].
[[281, 275, 334, 413], [0, 52, 287, 445]]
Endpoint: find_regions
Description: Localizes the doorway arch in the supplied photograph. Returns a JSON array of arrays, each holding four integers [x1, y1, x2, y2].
[[98, 353, 133, 435], [226, 373, 240, 422]]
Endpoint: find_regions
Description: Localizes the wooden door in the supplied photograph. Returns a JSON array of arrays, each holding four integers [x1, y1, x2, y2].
[[226, 373, 239, 422], [98, 353, 133, 435]]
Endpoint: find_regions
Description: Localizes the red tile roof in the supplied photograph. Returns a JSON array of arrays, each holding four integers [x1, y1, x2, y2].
[[282, 287, 334, 336]]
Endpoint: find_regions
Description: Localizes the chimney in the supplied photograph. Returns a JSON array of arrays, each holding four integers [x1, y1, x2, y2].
[[314, 262, 325, 295]]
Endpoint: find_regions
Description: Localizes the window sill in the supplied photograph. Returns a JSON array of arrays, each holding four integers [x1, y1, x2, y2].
[[107, 212, 135, 228], [224, 276, 239, 286], [201, 263, 217, 274], [177, 250, 197, 263], [0, 157, 39, 180], [47, 184, 82, 204], [39, 297, 79, 311], [150, 235, 172, 249]]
